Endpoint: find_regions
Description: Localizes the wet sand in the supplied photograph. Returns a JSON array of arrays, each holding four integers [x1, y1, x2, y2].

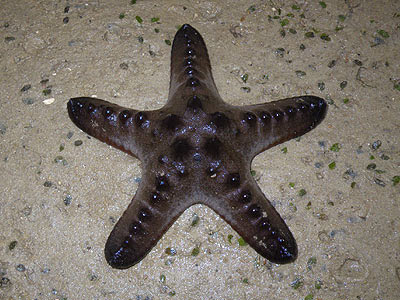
[[0, 1, 399, 299]]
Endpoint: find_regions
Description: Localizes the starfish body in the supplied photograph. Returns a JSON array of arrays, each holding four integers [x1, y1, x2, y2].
[[68, 24, 327, 269]]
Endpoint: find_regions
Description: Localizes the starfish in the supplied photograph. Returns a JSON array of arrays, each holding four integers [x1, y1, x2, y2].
[[67, 24, 327, 269]]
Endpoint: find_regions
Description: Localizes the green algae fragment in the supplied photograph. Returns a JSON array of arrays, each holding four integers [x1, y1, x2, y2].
[[227, 234, 233, 244], [289, 182, 295, 188], [367, 163, 376, 170], [191, 213, 200, 226], [319, 1, 327, 8], [130, 0, 136, 4], [377, 29, 389, 38], [191, 247, 200, 256], [328, 161, 336, 169], [292, 5, 300, 10], [335, 26, 344, 32], [394, 83, 400, 91], [241, 73, 249, 83], [250, 170, 256, 177], [151, 17, 160, 23], [247, 5, 256, 13], [135, 16, 143, 24], [160, 274, 166, 283], [238, 237, 247, 246], [165, 39, 171, 45], [280, 19, 289, 27], [305, 201, 311, 210], [304, 294, 314, 300], [307, 256, 317, 269], [242, 278, 249, 284], [298, 189, 307, 197], [305, 31, 315, 38], [392, 176, 400, 186], [119, 13, 125, 19], [338, 14, 346, 21], [315, 279, 322, 289], [320, 33, 331, 41], [281, 147, 288, 154], [343, 98, 349, 104], [330, 143, 341, 152], [42, 88, 51, 96], [351, 182, 356, 188]]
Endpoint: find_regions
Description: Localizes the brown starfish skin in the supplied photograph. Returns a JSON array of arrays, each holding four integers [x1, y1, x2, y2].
[[67, 24, 327, 269]]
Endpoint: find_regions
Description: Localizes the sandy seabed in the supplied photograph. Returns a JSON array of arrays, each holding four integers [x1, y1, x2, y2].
[[0, 1, 399, 299]]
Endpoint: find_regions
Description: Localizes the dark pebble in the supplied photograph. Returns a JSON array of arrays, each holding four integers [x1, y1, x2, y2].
[[318, 82, 325, 91], [120, 62, 128, 70], [63, 17, 69, 24], [64, 6, 70, 13], [43, 181, 53, 187], [328, 60, 336, 68], [21, 84, 31, 92], [275, 48, 285, 57], [0, 277, 11, 288], [67, 131, 74, 139], [374, 178, 386, 187], [74, 140, 83, 146], [8, 240, 17, 250], [5, 36, 15, 42], [340, 81, 347, 89], [354, 59, 362, 66]]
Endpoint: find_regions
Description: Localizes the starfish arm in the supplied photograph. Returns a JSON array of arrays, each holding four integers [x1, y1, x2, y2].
[[205, 173, 297, 264], [237, 96, 327, 157], [67, 97, 149, 158], [167, 24, 222, 106], [104, 172, 190, 269]]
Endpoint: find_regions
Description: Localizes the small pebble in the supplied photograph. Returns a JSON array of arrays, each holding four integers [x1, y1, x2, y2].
[[64, 195, 72, 206], [63, 17, 69, 24], [371, 140, 382, 150], [74, 140, 83, 146], [0, 123, 7, 134], [16, 264, 26, 272], [295, 70, 306, 78], [22, 98, 35, 105]]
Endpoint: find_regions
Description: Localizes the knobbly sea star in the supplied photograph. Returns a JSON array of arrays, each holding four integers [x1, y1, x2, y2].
[[68, 24, 327, 269]]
